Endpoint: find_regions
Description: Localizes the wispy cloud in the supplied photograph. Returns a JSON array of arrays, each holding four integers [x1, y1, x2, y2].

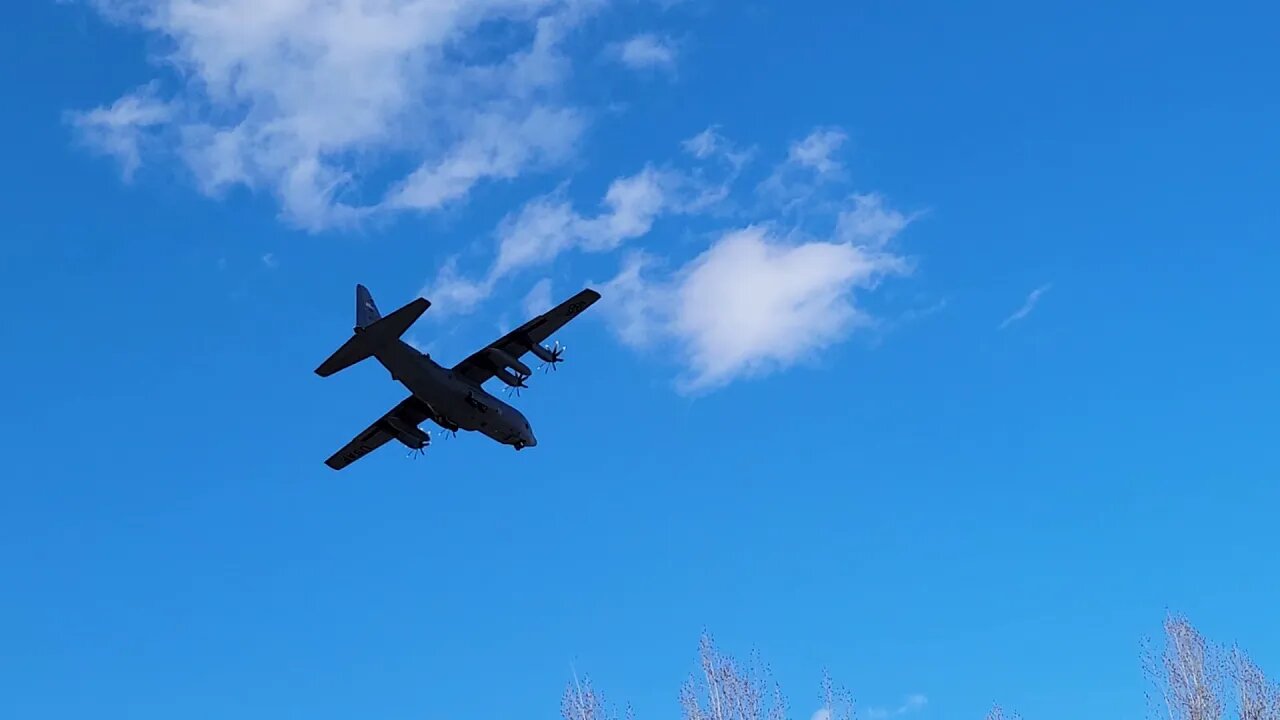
[[590, 127, 917, 393], [260, 252, 278, 269], [999, 283, 1052, 330], [69, 0, 642, 231], [66, 81, 174, 182], [73, 1, 927, 395], [788, 127, 848, 174], [422, 123, 918, 393], [423, 136, 743, 314], [865, 694, 928, 720], [682, 125, 755, 170], [523, 278, 554, 317], [611, 33, 678, 72], [756, 127, 850, 210]]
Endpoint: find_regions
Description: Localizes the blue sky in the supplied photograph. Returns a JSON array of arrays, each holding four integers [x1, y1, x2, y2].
[[3, 0, 1279, 718]]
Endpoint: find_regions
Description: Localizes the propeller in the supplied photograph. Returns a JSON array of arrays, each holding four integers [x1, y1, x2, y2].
[[538, 341, 567, 373], [504, 374, 530, 398], [406, 445, 428, 459]]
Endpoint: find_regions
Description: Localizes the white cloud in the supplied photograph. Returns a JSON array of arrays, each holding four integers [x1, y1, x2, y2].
[[67, 82, 175, 181], [597, 251, 668, 349], [523, 277, 554, 316], [420, 124, 919, 393], [71, 0, 616, 231], [600, 216, 912, 393], [612, 33, 678, 72], [902, 695, 927, 712], [424, 257, 497, 312], [682, 125, 754, 170], [865, 694, 928, 720], [261, 252, 278, 269], [757, 127, 850, 208], [383, 107, 585, 212], [788, 127, 848, 174], [836, 193, 911, 247], [682, 127, 721, 159], [425, 159, 725, 313], [998, 283, 1052, 329]]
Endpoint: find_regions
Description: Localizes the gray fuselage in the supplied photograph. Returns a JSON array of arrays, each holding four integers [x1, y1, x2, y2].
[[372, 338, 537, 449]]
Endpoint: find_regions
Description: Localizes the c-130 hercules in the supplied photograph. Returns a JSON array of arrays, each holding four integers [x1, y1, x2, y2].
[[315, 284, 601, 470]]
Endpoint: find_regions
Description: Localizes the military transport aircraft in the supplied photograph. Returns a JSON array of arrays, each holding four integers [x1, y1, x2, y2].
[[314, 283, 601, 470]]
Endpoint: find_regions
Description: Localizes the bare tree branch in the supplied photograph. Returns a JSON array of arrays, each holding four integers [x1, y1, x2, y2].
[[561, 612, 1280, 720], [563, 673, 617, 720], [679, 631, 788, 720], [816, 669, 857, 720], [1231, 645, 1280, 720], [1143, 612, 1226, 720], [984, 704, 1023, 720]]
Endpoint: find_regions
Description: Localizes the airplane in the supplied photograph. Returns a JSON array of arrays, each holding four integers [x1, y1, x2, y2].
[[314, 283, 602, 470]]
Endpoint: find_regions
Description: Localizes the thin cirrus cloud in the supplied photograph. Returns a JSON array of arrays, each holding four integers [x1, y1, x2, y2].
[[423, 131, 747, 316], [424, 165, 687, 315], [787, 127, 849, 174], [68, 0, 653, 231], [756, 126, 851, 210], [999, 283, 1052, 329]]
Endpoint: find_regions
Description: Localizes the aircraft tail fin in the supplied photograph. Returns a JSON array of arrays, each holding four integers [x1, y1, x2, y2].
[[356, 283, 382, 329], [315, 286, 430, 377]]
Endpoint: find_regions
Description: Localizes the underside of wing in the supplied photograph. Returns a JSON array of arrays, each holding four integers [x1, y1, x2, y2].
[[452, 288, 602, 385], [324, 395, 437, 470]]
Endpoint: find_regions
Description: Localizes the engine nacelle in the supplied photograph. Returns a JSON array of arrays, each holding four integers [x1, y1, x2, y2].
[[494, 366, 528, 388], [386, 416, 429, 450], [485, 347, 532, 378], [528, 343, 557, 363]]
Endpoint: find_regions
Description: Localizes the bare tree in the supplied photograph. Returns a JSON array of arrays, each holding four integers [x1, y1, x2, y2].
[[558, 613, 1280, 720], [816, 669, 856, 720], [1143, 612, 1226, 720], [984, 704, 1023, 720], [1230, 646, 1280, 720], [679, 631, 787, 720], [563, 672, 632, 720]]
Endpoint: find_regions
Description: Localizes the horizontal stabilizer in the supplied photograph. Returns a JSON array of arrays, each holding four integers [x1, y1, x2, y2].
[[367, 297, 430, 343], [315, 295, 430, 377], [315, 333, 370, 378]]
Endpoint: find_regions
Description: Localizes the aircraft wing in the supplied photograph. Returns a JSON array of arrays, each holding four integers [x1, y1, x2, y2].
[[324, 395, 436, 471], [451, 288, 602, 385]]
